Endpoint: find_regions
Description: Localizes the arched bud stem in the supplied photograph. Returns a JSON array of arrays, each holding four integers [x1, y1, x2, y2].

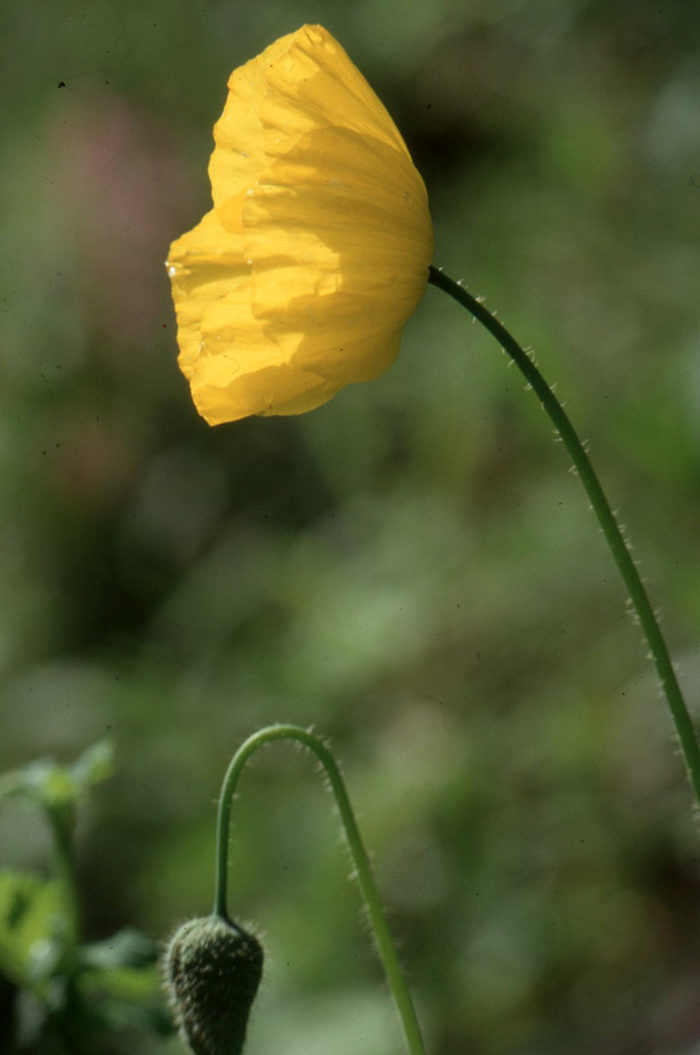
[[214, 723, 427, 1055]]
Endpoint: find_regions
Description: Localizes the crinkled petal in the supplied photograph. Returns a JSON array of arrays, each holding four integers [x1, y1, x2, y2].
[[166, 209, 248, 380], [208, 25, 408, 209], [181, 270, 345, 423], [190, 354, 343, 423], [236, 124, 432, 377]]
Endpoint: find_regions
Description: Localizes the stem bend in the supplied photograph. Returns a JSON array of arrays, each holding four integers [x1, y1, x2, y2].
[[214, 724, 427, 1055]]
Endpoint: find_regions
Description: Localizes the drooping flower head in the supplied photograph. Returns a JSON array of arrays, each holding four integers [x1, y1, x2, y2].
[[167, 24, 434, 424]]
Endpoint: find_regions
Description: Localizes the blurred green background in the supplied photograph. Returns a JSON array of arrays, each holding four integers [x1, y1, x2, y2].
[[2, 0, 700, 1052]]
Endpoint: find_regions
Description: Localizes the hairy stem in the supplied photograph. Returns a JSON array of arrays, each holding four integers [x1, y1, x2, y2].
[[214, 724, 427, 1055], [428, 264, 700, 804]]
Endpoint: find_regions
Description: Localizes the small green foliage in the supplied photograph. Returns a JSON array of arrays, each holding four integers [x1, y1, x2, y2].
[[0, 870, 67, 991], [82, 927, 160, 972], [78, 932, 172, 1037], [164, 915, 263, 1055], [0, 742, 170, 1051], [0, 739, 114, 814]]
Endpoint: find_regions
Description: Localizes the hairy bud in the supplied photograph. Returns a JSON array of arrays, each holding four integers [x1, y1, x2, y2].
[[164, 915, 263, 1055]]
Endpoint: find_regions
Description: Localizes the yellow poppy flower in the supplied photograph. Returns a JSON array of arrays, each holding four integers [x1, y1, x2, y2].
[[167, 24, 434, 425]]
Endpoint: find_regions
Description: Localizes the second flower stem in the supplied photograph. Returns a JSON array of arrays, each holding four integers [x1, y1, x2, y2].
[[215, 724, 427, 1055], [428, 264, 700, 805]]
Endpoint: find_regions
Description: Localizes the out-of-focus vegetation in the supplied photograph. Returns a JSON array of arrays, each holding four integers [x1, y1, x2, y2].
[[0, 743, 169, 1050], [2, 0, 700, 1052]]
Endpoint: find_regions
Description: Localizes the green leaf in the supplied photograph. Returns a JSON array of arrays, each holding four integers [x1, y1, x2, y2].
[[0, 871, 67, 990], [80, 962, 162, 1003], [78, 959, 174, 1038], [80, 928, 159, 971], [0, 739, 114, 813], [69, 739, 115, 793]]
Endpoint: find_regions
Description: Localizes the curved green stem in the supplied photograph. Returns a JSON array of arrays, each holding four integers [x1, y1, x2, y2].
[[214, 723, 427, 1055], [428, 265, 700, 805]]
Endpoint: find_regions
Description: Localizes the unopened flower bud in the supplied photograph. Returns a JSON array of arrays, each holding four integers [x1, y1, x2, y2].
[[164, 915, 263, 1055]]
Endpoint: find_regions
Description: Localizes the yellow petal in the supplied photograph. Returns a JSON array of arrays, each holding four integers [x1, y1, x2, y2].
[[190, 353, 343, 424], [208, 25, 409, 210], [166, 24, 434, 425], [166, 209, 248, 380], [184, 276, 344, 423]]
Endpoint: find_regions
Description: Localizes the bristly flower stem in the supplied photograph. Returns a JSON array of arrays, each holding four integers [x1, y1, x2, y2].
[[428, 264, 700, 805], [214, 724, 428, 1055]]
